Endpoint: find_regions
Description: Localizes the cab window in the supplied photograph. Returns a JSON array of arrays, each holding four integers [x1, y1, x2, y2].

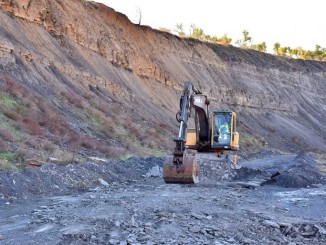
[[213, 113, 231, 145]]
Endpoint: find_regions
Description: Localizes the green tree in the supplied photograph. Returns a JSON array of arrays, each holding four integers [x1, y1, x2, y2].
[[192, 27, 204, 39], [242, 30, 252, 43], [275, 46, 289, 56], [321, 48, 326, 61], [273, 42, 280, 55], [211, 35, 219, 43], [314, 45, 323, 60], [218, 34, 232, 44], [289, 48, 298, 57], [296, 47, 308, 59], [251, 42, 267, 52], [204, 34, 212, 41], [236, 30, 252, 47]]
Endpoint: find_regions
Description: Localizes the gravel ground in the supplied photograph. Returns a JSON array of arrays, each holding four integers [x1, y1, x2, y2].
[[0, 154, 325, 245]]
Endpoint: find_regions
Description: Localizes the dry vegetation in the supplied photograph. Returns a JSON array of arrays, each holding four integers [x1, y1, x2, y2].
[[0, 77, 172, 170]]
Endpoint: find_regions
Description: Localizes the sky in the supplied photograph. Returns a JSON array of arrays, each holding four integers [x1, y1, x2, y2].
[[95, 0, 326, 52]]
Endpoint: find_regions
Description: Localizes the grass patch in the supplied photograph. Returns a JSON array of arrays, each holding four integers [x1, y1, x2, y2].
[[0, 92, 20, 108], [86, 109, 106, 129], [0, 152, 17, 162]]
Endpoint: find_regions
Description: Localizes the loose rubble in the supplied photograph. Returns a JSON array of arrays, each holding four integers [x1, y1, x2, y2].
[[0, 154, 325, 244]]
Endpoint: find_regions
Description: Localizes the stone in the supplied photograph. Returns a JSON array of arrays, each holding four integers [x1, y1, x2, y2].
[[0, 41, 14, 53], [148, 165, 161, 177], [214, 241, 224, 245], [137, 235, 151, 242], [190, 225, 201, 233], [262, 220, 280, 229], [227, 237, 236, 242], [130, 215, 137, 226], [316, 225, 326, 235], [191, 213, 205, 220], [242, 238, 254, 244], [48, 157, 59, 162], [109, 239, 120, 245], [115, 221, 121, 227], [98, 178, 109, 186]]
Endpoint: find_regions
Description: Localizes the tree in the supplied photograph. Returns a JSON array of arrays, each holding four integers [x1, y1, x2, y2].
[[251, 42, 267, 52], [191, 27, 204, 39], [296, 47, 305, 59], [278, 46, 288, 56], [273, 42, 280, 55], [218, 34, 232, 44], [314, 45, 323, 60], [189, 23, 196, 36], [135, 7, 142, 25], [289, 48, 298, 58], [236, 30, 252, 47], [242, 30, 252, 43], [321, 48, 326, 61], [175, 23, 185, 36], [211, 35, 219, 43]]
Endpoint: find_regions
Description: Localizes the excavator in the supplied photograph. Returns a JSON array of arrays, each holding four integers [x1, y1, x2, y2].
[[163, 81, 239, 184]]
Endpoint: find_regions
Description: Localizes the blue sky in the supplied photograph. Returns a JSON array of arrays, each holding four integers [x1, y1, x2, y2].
[[96, 0, 326, 52]]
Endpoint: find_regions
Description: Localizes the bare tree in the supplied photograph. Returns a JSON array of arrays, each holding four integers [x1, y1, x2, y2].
[[135, 7, 142, 25]]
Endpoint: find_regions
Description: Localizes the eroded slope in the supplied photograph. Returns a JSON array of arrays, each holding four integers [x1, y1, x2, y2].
[[0, 0, 325, 166]]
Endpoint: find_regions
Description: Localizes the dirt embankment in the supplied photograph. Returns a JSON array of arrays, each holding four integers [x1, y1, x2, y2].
[[0, 0, 325, 164]]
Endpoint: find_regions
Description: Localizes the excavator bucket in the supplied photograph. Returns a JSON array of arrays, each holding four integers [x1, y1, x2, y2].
[[163, 153, 199, 184]]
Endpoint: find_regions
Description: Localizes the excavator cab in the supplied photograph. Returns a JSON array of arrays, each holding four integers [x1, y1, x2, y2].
[[211, 110, 239, 150]]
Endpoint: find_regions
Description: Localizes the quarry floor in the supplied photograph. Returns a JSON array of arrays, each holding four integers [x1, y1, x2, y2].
[[0, 154, 325, 245]]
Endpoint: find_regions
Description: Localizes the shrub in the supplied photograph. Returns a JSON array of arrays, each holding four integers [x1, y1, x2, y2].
[[16, 149, 33, 162], [67, 132, 81, 151], [107, 146, 127, 158], [62, 91, 85, 108], [22, 117, 42, 135], [2, 109, 21, 121], [3, 77, 30, 99], [0, 140, 9, 152], [101, 120, 114, 137], [39, 138, 55, 151], [0, 129, 15, 142], [87, 108, 106, 129], [80, 135, 97, 150]]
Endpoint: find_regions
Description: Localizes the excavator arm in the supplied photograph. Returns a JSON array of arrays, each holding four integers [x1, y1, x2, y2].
[[172, 81, 194, 164], [163, 81, 209, 184]]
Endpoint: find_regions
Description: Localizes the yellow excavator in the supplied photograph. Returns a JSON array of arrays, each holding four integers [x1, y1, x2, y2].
[[163, 81, 239, 184]]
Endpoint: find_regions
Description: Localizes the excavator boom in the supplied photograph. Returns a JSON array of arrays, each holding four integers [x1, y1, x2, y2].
[[163, 81, 208, 184]]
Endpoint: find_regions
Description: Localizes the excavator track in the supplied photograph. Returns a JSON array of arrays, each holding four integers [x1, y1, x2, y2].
[[163, 153, 199, 184]]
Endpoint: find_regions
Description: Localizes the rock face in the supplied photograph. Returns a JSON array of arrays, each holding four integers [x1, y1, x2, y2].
[[0, 0, 325, 157]]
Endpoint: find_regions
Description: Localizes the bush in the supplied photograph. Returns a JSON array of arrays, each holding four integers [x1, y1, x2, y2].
[[2, 109, 21, 121], [62, 91, 85, 109], [0, 129, 15, 142], [0, 140, 9, 152], [22, 117, 42, 135]]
